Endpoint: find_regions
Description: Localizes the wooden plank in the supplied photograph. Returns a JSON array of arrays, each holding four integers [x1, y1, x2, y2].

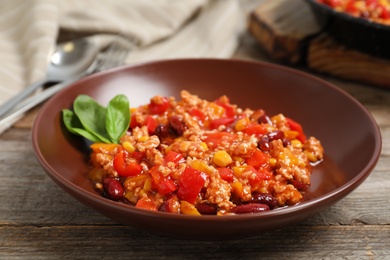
[[249, 0, 390, 88], [307, 34, 390, 88], [248, 0, 323, 64], [0, 225, 388, 258], [12, 105, 42, 129], [0, 129, 388, 226]]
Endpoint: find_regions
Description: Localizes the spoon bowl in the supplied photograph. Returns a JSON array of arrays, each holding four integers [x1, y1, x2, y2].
[[0, 38, 99, 117], [47, 39, 99, 82]]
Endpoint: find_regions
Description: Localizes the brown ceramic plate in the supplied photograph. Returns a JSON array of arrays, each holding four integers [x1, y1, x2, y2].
[[32, 59, 381, 239]]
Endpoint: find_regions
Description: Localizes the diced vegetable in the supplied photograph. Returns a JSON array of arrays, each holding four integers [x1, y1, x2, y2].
[[113, 149, 143, 177], [177, 166, 208, 204]]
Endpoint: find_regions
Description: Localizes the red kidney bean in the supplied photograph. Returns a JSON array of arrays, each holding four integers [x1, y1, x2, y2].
[[258, 131, 286, 151], [169, 115, 186, 136], [291, 180, 309, 192], [251, 192, 278, 209], [282, 137, 291, 147], [267, 130, 284, 142], [195, 202, 218, 215], [231, 203, 270, 214], [258, 136, 270, 151], [258, 114, 273, 125], [103, 177, 124, 201], [154, 124, 169, 139]]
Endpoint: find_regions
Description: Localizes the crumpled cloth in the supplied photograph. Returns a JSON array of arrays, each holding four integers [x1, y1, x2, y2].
[[0, 0, 244, 106]]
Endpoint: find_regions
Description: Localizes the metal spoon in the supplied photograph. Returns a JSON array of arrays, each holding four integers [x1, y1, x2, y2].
[[0, 38, 99, 117]]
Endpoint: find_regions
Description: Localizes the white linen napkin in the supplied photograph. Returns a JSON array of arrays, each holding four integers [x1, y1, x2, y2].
[[0, 0, 244, 133]]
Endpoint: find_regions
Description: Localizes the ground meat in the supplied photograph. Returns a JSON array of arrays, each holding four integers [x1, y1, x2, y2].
[[88, 91, 324, 215], [303, 137, 324, 162], [205, 174, 234, 210]]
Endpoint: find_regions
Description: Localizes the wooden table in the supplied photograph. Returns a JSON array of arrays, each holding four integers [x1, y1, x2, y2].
[[1, 4, 390, 260]]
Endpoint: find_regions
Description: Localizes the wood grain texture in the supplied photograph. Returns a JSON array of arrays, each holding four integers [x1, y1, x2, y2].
[[249, 0, 390, 89], [248, 0, 323, 64], [1, 74, 390, 258], [1, 0, 390, 258], [1, 225, 388, 259], [308, 34, 390, 88]]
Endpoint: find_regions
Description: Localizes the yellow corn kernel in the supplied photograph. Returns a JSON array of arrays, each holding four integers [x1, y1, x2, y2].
[[233, 156, 245, 164], [122, 141, 135, 153], [179, 141, 191, 152], [271, 114, 285, 125], [200, 142, 208, 151], [90, 143, 119, 153], [231, 181, 243, 198], [284, 130, 299, 140], [213, 150, 233, 167], [232, 166, 247, 178], [269, 158, 277, 168], [130, 108, 137, 114], [124, 191, 138, 204], [279, 150, 298, 166], [209, 103, 225, 118], [235, 117, 250, 131], [304, 150, 318, 163], [174, 137, 185, 143], [180, 201, 201, 215], [164, 145, 172, 154], [143, 178, 152, 192], [291, 139, 303, 149], [123, 174, 148, 189], [191, 160, 212, 174], [138, 136, 149, 142]]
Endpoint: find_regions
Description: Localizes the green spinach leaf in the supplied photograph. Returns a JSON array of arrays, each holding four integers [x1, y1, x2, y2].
[[106, 94, 130, 143], [62, 94, 131, 144], [62, 109, 103, 143], [73, 95, 111, 143]]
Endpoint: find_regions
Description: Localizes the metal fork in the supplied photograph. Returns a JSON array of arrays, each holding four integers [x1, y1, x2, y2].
[[0, 36, 134, 131]]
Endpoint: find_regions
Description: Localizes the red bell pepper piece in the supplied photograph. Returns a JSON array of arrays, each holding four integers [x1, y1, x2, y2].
[[345, 0, 358, 13], [143, 115, 157, 134], [209, 117, 235, 129], [135, 197, 158, 211], [128, 151, 145, 164], [204, 132, 237, 148], [246, 149, 270, 170], [148, 96, 170, 115], [164, 151, 184, 165], [217, 167, 234, 182], [214, 97, 235, 118], [189, 108, 206, 121], [378, 4, 390, 19], [286, 117, 306, 143], [149, 165, 178, 195], [246, 166, 272, 186], [242, 123, 267, 137], [177, 166, 208, 204], [130, 114, 141, 129], [113, 149, 143, 177]]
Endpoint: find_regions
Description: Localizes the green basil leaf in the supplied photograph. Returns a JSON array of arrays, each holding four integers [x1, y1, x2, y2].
[[62, 109, 103, 143], [73, 95, 111, 143], [106, 94, 130, 143]]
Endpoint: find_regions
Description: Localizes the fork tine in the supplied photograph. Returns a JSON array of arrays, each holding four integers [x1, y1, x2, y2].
[[95, 36, 134, 72]]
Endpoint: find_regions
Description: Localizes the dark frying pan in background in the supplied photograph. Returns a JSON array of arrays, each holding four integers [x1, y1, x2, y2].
[[305, 0, 390, 59]]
